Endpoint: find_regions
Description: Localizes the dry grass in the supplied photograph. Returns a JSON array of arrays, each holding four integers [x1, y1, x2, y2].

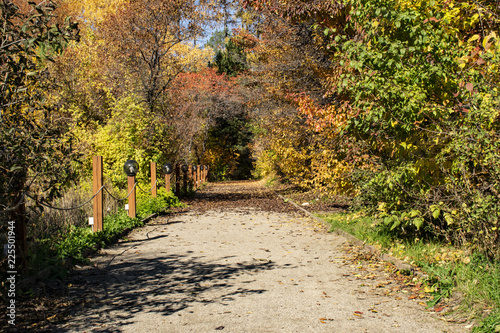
[[27, 181, 123, 239]]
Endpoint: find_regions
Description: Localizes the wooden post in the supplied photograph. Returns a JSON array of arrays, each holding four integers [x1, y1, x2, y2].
[[92, 156, 103, 232], [165, 173, 171, 192], [193, 165, 198, 190], [197, 165, 201, 187], [192, 166, 196, 190], [151, 162, 157, 198], [128, 175, 136, 218], [204, 165, 208, 182], [189, 165, 196, 191], [175, 164, 180, 197]]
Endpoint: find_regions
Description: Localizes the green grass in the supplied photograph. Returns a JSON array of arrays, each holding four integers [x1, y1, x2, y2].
[[320, 211, 500, 332], [465, 256, 500, 332]]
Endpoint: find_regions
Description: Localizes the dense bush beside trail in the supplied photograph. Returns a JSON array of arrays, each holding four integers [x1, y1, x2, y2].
[[245, 0, 500, 259]]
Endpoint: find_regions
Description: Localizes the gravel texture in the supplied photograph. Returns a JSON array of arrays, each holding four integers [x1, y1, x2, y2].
[[52, 181, 469, 332]]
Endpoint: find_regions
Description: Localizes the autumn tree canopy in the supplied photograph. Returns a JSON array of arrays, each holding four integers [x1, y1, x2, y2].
[[3, 0, 500, 260], [0, 0, 80, 210], [242, 0, 500, 258], [101, 0, 212, 113]]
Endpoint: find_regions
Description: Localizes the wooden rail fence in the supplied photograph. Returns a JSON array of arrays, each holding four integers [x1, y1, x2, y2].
[[90, 157, 209, 232], [3, 157, 209, 273]]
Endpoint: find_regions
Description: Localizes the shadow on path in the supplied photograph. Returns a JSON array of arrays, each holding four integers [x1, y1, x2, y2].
[[57, 249, 280, 332]]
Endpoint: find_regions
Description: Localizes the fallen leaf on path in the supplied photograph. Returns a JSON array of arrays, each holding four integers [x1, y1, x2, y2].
[[424, 285, 435, 293], [319, 318, 334, 323]]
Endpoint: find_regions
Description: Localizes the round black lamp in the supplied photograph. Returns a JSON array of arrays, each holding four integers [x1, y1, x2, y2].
[[181, 164, 188, 172], [162, 163, 173, 175], [123, 160, 139, 177]]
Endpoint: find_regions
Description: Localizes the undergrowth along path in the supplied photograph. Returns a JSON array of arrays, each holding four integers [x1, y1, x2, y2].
[[55, 181, 469, 332]]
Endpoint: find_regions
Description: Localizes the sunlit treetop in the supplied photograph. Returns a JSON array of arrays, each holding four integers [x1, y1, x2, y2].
[[60, 0, 127, 25]]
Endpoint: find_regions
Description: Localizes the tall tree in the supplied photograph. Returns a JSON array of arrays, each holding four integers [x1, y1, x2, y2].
[[1, 0, 79, 205], [166, 68, 248, 162], [216, 0, 238, 38], [214, 38, 249, 76], [0, 0, 79, 266], [101, 0, 211, 114]]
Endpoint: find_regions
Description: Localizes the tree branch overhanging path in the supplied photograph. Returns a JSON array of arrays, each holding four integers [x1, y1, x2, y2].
[[55, 181, 468, 333]]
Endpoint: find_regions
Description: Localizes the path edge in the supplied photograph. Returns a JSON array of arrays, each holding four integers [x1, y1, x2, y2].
[[275, 193, 424, 276]]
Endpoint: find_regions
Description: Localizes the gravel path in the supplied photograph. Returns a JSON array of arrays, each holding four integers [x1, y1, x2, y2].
[[55, 181, 469, 332]]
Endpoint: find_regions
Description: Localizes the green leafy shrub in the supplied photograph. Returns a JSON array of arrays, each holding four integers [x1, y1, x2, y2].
[[33, 188, 182, 266], [136, 187, 182, 217], [325, 0, 500, 259]]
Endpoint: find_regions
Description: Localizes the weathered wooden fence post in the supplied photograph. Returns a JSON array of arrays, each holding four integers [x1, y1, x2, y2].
[[124, 160, 139, 218], [127, 175, 136, 218], [165, 172, 170, 192], [188, 164, 192, 192], [163, 163, 173, 192], [92, 156, 103, 232], [197, 165, 201, 188], [151, 162, 157, 198], [192, 165, 197, 190]]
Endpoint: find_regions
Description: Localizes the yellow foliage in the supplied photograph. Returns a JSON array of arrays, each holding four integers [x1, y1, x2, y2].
[[72, 94, 152, 186], [61, 0, 127, 25], [172, 43, 215, 72]]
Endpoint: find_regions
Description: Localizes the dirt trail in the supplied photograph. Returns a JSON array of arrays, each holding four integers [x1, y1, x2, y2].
[[53, 181, 468, 332]]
